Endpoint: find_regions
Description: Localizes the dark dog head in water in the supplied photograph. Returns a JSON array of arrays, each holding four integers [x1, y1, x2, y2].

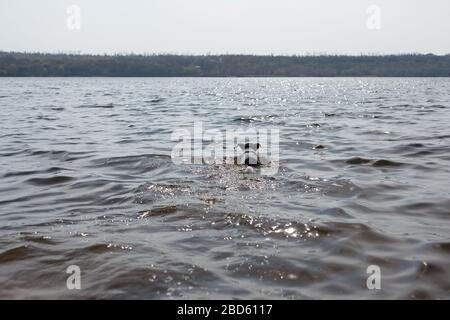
[[237, 143, 261, 166]]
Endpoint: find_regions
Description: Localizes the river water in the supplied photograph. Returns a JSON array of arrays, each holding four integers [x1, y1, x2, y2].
[[0, 78, 449, 299]]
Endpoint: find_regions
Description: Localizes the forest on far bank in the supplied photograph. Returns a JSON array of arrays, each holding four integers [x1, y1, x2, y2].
[[1, 52, 449, 77]]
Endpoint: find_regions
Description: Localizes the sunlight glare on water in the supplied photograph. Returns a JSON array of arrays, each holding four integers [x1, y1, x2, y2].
[[0, 78, 449, 299]]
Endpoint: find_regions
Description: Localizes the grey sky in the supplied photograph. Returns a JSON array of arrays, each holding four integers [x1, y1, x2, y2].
[[1, 0, 449, 55]]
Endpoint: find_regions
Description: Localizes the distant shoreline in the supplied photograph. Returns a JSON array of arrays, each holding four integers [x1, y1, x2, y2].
[[1, 52, 449, 77]]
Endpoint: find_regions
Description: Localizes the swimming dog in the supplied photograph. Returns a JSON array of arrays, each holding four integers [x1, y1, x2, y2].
[[238, 143, 261, 166]]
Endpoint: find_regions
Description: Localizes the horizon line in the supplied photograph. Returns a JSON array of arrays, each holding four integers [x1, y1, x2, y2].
[[2, 51, 450, 57]]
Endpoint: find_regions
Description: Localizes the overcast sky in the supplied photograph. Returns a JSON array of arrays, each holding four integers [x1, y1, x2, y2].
[[1, 0, 449, 55]]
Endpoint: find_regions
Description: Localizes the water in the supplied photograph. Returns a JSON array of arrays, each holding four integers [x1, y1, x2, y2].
[[0, 78, 449, 299]]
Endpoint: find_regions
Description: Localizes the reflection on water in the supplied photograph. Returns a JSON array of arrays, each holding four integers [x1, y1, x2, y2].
[[0, 78, 449, 299]]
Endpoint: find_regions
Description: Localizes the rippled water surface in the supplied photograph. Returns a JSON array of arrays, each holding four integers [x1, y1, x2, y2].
[[0, 78, 449, 299]]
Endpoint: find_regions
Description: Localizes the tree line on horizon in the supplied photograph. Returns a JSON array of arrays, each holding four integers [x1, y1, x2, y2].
[[0, 52, 449, 77]]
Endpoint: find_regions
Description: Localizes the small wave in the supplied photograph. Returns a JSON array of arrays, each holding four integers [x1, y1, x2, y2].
[[30, 149, 67, 156], [90, 154, 171, 175], [226, 255, 325, 286], [396, 200, 450, 218], [406, 150, 435, 157], [78, 103, 115, 109], [371, 159, 404, 167], [20, 234, 58, 245], [404, 289, 434, 300], [93, 154, 171, 166], [134, 183, 192, 204], [211, 213, 328, 240], [0, 245, 40, 264], [321, 221, 395, 244], [344, 157, 404, 167], [146, 97, 164, 104], [318, 207, 353, 218], [389, 143, 438, 156], [27, 149, 92, 161], [26, 175, 75, 186], [0, 133, 26, 138], [36, 115, 58, 121], [362, 129, 393, 135], [399, 143, 426, 150], [3, 167, 69, 178], [137, 206, 178, 219], [429, 242, 450, 255], [322, 179, 362, 198], [233, 115, 274, 123], [428, 104, 447, 109]]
